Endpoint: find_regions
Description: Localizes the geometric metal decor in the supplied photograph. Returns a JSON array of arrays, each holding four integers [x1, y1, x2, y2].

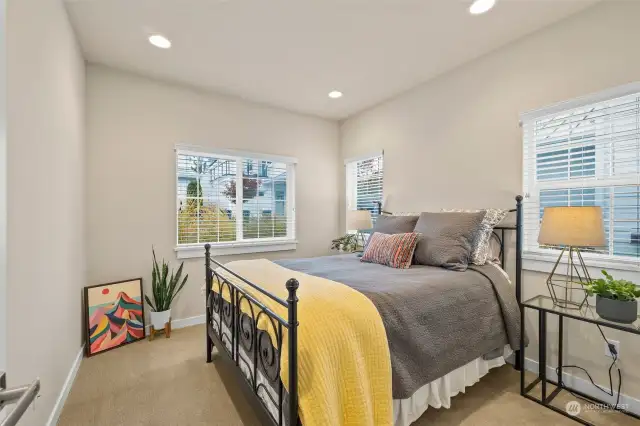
[[546, 246, 590, 310]]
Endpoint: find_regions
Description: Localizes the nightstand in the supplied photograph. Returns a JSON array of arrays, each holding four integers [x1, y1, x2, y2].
[[520, 295, 640, 425]]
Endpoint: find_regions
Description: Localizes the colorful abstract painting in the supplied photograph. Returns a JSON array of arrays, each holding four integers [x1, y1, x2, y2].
[[84, 278, 145, 356]]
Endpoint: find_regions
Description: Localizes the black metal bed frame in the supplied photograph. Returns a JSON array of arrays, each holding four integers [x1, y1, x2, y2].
[[204, 195, 524, 426]]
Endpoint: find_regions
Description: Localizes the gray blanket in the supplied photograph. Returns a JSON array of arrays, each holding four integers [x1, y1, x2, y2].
[[276, 254, 523, 399]]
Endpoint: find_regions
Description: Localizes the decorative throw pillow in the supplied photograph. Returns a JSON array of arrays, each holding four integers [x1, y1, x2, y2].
[[360, 232, 420, 269], [413, 211, 486, 271], [441, 208, 508, 265]]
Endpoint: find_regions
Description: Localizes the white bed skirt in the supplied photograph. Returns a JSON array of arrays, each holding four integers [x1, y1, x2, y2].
[[393, 346, 513, 426]]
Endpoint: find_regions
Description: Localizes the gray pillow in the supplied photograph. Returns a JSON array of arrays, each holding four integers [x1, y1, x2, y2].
[[413, 211, 486, 271], [441, 208, 508, 265], [372, 215, 419, 234]]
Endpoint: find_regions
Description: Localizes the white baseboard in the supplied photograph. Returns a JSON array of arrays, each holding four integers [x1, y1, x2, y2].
[[171, 314, 206, 329], [144, 314, 205, 333], [522, 357, 640, 415], [46, 345, 84, 426]]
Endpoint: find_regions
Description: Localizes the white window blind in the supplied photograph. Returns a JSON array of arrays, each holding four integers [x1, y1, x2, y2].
[[346, 154, 384, 222], [176, 149, 295, 247], [522, 90, 640, 264]]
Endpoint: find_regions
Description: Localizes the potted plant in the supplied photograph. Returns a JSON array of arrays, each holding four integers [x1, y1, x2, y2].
[[583, 270, 640, 324], [145, 248, 189, 331], [331, 234, 360, 253]]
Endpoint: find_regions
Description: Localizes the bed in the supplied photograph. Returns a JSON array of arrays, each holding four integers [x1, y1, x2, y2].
[[204, 196, 525, 426]]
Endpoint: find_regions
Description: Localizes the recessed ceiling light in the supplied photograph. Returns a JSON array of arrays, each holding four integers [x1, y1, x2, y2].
[[148, 34, 171, 49], [328, 91, 343, 99], [469, 0, 496, 15]]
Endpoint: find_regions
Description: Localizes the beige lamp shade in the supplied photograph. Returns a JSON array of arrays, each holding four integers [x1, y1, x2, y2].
[[346, 210, 373, 231], [538, 206, 606, 247]]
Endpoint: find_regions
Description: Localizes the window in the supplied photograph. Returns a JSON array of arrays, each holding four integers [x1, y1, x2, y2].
[[345, 154, 384, 224], [522, 88, 640, 266], [176, 148, 296, 257]]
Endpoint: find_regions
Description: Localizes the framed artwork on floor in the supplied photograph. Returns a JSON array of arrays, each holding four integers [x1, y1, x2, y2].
[[84, 278, 146, 357]]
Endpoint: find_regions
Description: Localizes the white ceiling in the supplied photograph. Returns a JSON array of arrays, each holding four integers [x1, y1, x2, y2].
[[65, 0, 599, 120]]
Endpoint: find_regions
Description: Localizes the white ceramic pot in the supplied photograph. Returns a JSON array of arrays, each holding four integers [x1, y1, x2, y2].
[[150, 309, 171, 329]]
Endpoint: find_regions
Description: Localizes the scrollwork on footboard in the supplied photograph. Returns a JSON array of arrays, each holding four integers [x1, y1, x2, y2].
[[204, 244, 298, 426]]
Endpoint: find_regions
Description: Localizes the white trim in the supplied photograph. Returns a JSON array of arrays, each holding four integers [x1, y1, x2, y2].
[[343, 150, 383, 165], [175, 144, 298, 164], [523, 357, 640, 416], [286, 164, 296, 238], [45, 345, 84, 426], [520, 82, 640, 123], [145, 314, 206, 333], [523, 250, 639, 281], [176, 148, 297, 250], [235, 160, 244, 240], [175, 239, 298, 259]]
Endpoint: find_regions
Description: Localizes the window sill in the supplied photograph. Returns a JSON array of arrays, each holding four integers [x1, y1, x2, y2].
[[523, 251, 639, 281], [175, 239, 298, 259]]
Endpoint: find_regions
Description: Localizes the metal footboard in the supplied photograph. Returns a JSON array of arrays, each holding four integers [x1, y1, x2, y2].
[[204, 244, 299, 426]]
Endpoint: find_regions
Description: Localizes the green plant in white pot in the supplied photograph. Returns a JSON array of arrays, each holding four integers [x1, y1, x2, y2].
[[583, 270, 640, 324], [145, 248, 189, 330], [331, 234, 360, 253]]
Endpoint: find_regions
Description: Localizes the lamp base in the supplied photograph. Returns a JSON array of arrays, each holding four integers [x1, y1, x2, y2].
[[355, 230, 368, 253], [545, 246, 590, 310]]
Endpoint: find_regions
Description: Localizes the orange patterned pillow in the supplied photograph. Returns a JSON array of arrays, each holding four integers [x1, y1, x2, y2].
[[360, 232, 420, 269]]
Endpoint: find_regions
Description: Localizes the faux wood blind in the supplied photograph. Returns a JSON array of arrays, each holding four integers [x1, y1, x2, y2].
[[346, 154, 384, 221]]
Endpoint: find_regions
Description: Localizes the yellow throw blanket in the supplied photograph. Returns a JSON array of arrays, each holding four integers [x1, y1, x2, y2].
[[215, 259, 392, 426]]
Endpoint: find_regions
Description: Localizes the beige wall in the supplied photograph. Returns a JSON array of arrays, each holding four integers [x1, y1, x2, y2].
[[341, 1, 640, 399], [6, 0, 86, 424], [0, 0, 6, 377], [86, 65, 340, 321]]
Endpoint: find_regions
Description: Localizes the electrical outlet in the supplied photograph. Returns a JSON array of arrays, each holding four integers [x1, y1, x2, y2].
[[605, 340, 620, 358]]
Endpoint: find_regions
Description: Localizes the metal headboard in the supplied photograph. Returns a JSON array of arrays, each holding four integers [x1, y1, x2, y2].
[[376, 197, 524, 371], [494, 209, 518, 270]]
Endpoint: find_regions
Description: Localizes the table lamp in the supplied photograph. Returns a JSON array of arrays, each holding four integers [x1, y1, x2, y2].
[[538, 206, 606, 310], [346, 210, 373, 252]]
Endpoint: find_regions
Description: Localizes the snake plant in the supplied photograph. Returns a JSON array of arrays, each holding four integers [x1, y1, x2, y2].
[[145, 248, 189, 312]]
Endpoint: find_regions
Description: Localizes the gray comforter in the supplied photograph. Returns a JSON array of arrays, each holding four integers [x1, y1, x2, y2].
[[275, 254, 523, 399]]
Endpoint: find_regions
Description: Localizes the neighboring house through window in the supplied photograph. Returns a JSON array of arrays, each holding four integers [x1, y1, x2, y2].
[[522, 86, 640, 265], [345, 153, 384, 227], [176, 148, 296, 257]]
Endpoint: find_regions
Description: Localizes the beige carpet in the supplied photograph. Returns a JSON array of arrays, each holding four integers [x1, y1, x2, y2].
[[59, 325, 635, 425]]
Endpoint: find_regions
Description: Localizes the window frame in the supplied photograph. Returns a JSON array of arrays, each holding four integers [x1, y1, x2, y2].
[[174, 147, 297, 258], [521, 83, 640, 274]]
